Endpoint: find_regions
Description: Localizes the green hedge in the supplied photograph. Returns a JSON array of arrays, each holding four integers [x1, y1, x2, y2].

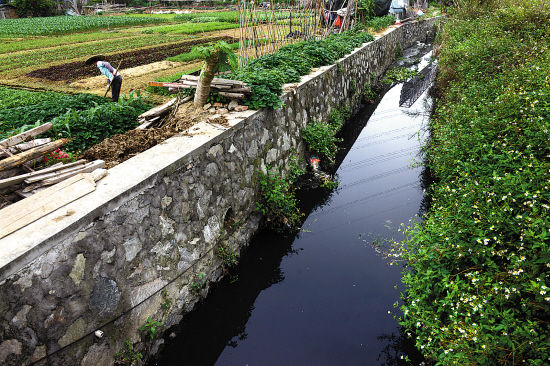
[[397, 1, 550, 364]]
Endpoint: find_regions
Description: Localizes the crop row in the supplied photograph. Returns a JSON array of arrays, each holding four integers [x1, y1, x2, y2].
[[0, 31, 138, 55], [0, 34, 186, 73], [0, 15, 168, 36], [27, 36, 236, 81], [142, 22, 237, 35]]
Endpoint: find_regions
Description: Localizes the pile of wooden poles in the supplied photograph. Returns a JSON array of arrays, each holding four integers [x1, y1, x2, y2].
[[148, 75, 251, 100], [0, 123, 105, 207]]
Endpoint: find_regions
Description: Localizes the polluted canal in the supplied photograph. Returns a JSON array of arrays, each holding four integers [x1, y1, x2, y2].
[[151, 46, 434, 366]]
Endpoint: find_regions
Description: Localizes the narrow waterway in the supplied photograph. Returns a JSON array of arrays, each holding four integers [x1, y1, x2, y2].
[[152, 50, 433, 366]]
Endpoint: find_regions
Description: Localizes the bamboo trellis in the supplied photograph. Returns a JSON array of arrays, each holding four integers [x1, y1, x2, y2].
[[237, 0, 356, 66]]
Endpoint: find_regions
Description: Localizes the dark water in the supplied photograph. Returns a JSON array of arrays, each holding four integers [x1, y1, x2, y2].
[[152, 66, 432, 366]]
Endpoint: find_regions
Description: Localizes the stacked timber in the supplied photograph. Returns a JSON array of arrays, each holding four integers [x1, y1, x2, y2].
[[0, 123, 106, 207], [148, 75, 251, 100]]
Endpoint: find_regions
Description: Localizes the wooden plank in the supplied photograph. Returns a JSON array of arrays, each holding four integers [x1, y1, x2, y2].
[[0, 160, 85, 189], [0, 139, 69, 172], [39, 161, 104, 186], [228, 87, 252, 94], [180, 75, 247, 87], [24, 160, 100, 184], [218, 92, 246, 99], [0, 139, 51, 157], [138, 98, 177, 119], [11, 138, 51, 153], [0, 173, 85, 221], [0, 123, 52, 148], [0, 174, 97, 239], [0, 147, 34, 173]]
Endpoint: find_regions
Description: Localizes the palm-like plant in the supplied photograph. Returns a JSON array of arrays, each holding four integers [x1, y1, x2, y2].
[[193, 41, 238, 108]]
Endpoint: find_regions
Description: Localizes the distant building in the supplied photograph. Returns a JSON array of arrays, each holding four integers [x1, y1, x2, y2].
[[0, 4, 18, 19]]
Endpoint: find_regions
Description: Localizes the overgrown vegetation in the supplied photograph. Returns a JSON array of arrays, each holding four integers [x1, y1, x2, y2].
[[302, 106, 351, 162], [257, 161, 304, 233], [216, 241, 239, 270], [395, 1, 550, 364], [0, 88, 108, 137], [230, 29, 374, 109], [115, 339, 143, 365]]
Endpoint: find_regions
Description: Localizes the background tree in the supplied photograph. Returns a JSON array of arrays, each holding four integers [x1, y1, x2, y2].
[[193, 41, 237, 108]]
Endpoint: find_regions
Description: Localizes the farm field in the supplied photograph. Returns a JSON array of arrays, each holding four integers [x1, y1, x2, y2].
[[0, 11, 242, 98]]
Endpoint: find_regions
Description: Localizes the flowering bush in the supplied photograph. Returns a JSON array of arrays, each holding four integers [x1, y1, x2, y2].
[[43, 148, 76, 167], [395, 1, 550, 364]]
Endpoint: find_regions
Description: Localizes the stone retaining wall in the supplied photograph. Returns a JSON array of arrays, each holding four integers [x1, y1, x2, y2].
[[0, 19, 437, 365]]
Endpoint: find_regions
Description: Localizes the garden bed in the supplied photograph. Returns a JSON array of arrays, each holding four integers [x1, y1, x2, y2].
[[27, 36, 236, 81]]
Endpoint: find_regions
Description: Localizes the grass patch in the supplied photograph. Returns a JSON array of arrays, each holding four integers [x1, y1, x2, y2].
[[395, 1, 550, 364]]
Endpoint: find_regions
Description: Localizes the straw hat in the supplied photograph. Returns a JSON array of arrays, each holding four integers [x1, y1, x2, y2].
[[85, 55, 107, 65]]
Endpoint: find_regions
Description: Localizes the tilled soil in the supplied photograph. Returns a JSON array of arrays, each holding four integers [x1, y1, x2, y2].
[[27, 36, 236, 81], [82, 102, 227, 168]]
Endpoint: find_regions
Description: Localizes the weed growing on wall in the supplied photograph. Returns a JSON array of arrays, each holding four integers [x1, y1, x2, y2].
[[302, 122, 341, 162], [216, 241, 239, 270], [257, 165, 303, 233], [395, 1, 550, 364], [139, 318, 162, 340], [115, 340, 143, 365], [303, 106, 351, 162], [190, 273, 207, 295]]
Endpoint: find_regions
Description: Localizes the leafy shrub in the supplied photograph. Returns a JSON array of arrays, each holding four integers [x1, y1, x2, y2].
[[4, 93, 150, 153], [328, 105, 351, 131], [216, 242, 239, 270], [229, 29, 374, 109], [396, 1, 550, 364], [302, 122, 340, 162], [257, 166, 303, 232]]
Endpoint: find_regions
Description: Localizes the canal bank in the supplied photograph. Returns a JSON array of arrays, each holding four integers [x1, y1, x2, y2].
[[151, 47, 435, 365], [0, 20, 438, 366]]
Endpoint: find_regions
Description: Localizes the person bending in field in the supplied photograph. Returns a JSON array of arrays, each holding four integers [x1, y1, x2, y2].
[[85, 55, 122, 102]]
